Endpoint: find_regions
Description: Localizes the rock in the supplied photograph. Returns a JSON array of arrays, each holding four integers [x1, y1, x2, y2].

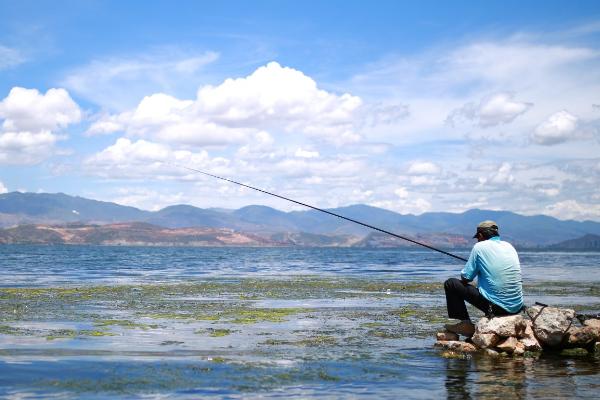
[[567, 326, 599, 347], [472, 332, 499, 349], [496, 337, 519, 353], [483, 348, 499, 357], [595, 342, 600, 354], [513, 341, 526, 356], [527, 305, 575, 348], [519, 321, 542, 351], [560, 348, 588, 356], [583, 318, 600, 329], [475, 315, 527, 337], [519, 337, 542, 352], [434, 340, 478, 353], [436, 331, 459, 341]]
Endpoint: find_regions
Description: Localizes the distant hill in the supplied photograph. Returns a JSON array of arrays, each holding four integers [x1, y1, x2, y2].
[[2, 192, 600, 247], [0, 222, 277, 247], [547, 234, 600, 250]]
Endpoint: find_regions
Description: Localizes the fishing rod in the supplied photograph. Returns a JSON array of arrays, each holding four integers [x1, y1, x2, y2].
[[172, 164, 468, 262]]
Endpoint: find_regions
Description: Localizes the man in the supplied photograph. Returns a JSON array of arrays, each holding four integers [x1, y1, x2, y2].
[[444, 220, 524, 337]]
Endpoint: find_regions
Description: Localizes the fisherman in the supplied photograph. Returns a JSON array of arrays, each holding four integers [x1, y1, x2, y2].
[[443, 221, 524, 337]]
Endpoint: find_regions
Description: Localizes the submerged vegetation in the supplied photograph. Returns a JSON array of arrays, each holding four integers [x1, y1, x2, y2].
[[1, 276, 598, 397]]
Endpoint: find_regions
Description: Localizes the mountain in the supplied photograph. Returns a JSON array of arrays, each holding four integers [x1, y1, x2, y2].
[[547, 234, 600, 250], [2, 192, 600, 247], [0, 192, 149, 226], [0, 222, 277, 246]]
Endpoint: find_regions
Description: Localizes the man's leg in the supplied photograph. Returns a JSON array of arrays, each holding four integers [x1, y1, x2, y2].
[[443, 278, 491, 336], [444, 278, 487, 320]]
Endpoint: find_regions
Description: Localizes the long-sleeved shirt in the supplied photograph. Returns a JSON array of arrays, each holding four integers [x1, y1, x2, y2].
[[461, 236, 524, 313]]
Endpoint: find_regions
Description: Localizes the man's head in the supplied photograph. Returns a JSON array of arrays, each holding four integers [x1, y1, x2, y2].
[[473, 220, 499, 241]]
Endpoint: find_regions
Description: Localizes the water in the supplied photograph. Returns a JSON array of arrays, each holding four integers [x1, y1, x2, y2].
[[0, 246, 599, 399]]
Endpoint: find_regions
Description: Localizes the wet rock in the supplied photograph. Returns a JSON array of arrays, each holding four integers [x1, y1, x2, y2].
[[567, 326, 599, 347], [583, 318, 600, 329], [519, 321, 542, 351], [472, 332, 499, 349], [527, 305, 575, 348], [434, 340, 477, 353], [436, 331, 459, 341], [513, 341, 525, 356], [475, 315, 527, 337], [560, 348, 588, 356], [483, 348, 499, 357], [496, 337, 518, 353]]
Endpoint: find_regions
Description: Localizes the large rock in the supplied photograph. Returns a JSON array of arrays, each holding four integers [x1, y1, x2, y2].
[[527, 305, 575, 348], [496, 336, 518, 353], [475, 315, 527, 337], [567, 326, 599, 347], [472, 332, 499, 349], [434, 340, 477, 353]]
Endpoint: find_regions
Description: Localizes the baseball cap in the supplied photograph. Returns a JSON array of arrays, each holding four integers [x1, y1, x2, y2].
[[473, 220, 499, 238]]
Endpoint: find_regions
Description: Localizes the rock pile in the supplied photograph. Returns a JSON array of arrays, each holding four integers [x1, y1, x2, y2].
[[435, 306, 600, 357]]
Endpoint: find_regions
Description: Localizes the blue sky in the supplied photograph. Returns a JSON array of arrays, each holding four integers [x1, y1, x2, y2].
[[1, 1, 600, 220]]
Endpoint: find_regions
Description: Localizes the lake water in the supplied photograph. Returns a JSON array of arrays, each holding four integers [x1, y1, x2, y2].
[[0, 246, 599, 399]]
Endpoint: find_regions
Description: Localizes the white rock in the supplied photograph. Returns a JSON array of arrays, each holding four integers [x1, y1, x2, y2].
[[583, 319, 600, 329], [475, 315, 527, 337], [527, 305, 575, 348], [496, 336, 518, 353], [434, 340, 477, 353], [472, 332, 499, 349]]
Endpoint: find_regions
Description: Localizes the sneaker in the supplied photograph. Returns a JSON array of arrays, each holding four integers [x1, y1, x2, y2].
[[444, 321, 475, 337]]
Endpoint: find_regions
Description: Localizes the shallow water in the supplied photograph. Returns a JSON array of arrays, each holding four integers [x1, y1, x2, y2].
[[0, 246, 599, 399]]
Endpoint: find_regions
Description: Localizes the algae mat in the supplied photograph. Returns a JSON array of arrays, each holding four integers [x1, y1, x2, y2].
[[1, 277, 599, 398]]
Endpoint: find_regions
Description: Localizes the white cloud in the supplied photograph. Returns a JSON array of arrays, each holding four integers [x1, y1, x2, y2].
[[545, 199, 600, 221], [89, 62, 367, 146], [448, 92, 533, 127], [63, 49, 219, 110], [83, 138, 230, 180], [394, 187, 409, 199], [372, 197, 432, 215], [0, 44, 25, 70], [0, 87, 81, 132], [0, 180, 7, 194], [0, 130, 61, 164], [532, 110, 580, 145], [407, 161, 441, 175], [0, 87, 81, 165], [294, 148, 319, 158]]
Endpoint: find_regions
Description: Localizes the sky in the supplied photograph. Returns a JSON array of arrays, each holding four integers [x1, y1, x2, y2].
[[1, 1, 600, 220]]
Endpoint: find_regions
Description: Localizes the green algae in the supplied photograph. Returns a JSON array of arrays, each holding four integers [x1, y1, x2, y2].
[[195, 328, 233, 337], [94, 319, 159, 330], [46, 329, 78, 341], [227, 308, 309, 324]]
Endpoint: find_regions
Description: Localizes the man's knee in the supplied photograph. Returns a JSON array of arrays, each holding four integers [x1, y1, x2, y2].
[[444, 277, 462, 292]]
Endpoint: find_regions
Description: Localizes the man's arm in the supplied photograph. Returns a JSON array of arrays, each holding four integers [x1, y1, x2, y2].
[[460, 246, 479, 283]]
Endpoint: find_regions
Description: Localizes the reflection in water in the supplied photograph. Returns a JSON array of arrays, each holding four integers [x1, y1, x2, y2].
[[444, 353, 600, 399]]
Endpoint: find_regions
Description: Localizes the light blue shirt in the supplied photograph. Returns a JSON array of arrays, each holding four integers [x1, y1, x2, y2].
[[461, 236, 524, 313]]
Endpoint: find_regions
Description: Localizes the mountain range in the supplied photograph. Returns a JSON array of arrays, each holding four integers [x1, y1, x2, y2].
[[2, 191, 600, 248]]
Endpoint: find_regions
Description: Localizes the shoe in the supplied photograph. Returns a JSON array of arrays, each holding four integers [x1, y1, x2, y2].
[[444, 321, 475, 337]]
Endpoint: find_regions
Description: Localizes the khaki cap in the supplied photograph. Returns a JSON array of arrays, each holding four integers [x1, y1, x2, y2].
[[473, 220, 499, 238]]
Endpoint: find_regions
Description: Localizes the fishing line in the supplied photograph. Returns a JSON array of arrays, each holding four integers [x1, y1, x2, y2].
[[172, 163, 468, 262]]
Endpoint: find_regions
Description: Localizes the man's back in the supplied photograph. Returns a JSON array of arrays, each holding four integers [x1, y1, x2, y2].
[[462, 237, 523, 313]]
